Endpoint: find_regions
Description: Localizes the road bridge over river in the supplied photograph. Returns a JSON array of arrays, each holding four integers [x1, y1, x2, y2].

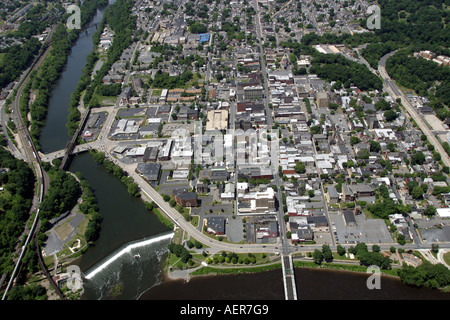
[[281, 255, 298, 300], [39, 141, 99, 163]]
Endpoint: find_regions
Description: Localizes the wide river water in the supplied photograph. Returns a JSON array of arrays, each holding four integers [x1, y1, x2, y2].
[[39, 2, 450, 301]]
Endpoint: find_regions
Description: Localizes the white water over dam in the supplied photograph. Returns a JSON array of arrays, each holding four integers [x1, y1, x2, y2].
[[79, 232, 173, 299], [84, 232, 174, 280]]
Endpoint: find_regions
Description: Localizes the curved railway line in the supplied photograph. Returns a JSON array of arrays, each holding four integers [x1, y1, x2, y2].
[[1, 25, 65, 300]]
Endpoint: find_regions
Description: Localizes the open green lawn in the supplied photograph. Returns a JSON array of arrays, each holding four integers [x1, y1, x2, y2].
[[444, 251, 450, 266]]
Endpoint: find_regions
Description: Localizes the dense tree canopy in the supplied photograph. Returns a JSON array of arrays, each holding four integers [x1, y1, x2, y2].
[[348, 242, 392, 269], [168, 243, 191, 263], [0, 37, 42, 88], [367, 199, 411, 219], [398, 261, 450, 289], [189, 22, 208, 34], [386, 48, 450, 116], [6, 284, 47, 300], [309, 53, 382, 91], [39, 169, 81, 220], [151, 69, 193, 89], [0, 147, 35, 275]]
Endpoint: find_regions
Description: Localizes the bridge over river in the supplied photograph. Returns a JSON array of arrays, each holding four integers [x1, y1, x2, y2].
[[39, 140, 99, 164], [282, 255, 298, 300]]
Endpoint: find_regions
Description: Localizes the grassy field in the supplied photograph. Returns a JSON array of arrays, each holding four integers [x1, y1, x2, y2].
[[444, 251, 450, 266]]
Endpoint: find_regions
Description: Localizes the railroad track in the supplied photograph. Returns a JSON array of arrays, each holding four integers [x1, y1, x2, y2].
[[2, 24, 65, 300]]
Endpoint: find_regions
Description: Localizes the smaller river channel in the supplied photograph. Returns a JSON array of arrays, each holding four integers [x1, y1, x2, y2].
[[39, 2, 109, 153]]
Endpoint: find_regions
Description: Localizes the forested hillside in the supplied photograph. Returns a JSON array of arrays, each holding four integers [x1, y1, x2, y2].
[[386, 48, 450, 120], [360, 0, 449, 67], [309, 52, 383, 91]]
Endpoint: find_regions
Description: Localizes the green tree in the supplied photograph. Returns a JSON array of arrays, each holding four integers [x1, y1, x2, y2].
[[411, 185, 424, 200], [387, 142, 396, 152], [7, 284, 47, 300], [357, 149, 370, 160], [384, 109, 398, 122], [337, 244, 346, 256], [398, 261, 450, 289], [322, 245, 333, 262], [369, 140, 381, 153], [189, 22, 207, 34], [411, 152, 425, 165], [432, 244, 439, 253], [313, 249, 324, 264], [127, 182, 140, 197], [397, 234, 406, 245], [424, 205, 437, 216], [350, 136, 361, 146], [359, 251, 392, 269], [295, 161, 306, 174]]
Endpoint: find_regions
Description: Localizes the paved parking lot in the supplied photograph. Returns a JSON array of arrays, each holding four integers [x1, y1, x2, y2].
[[330, 212, 393, 245], [420, 227, 450, 243], [225, 217, 244, 243], [191, 194, 233, 217], [190, 192, 236, 240], [43, 212, 85, 256], [82, 112, 107, 143], [414, 216, 450, 243], [312, 231, 333, 245]]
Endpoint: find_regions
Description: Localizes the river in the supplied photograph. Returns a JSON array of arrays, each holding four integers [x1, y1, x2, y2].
[[39, 2, 108, 154], [38, 1, 450, 301], [140, 267, 450, 300]]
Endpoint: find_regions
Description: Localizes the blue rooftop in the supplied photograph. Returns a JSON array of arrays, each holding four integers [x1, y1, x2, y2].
[[198, 33, 210, 43]]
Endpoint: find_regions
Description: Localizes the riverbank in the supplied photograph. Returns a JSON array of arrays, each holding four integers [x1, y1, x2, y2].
[[165, 258, 393, 282]]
